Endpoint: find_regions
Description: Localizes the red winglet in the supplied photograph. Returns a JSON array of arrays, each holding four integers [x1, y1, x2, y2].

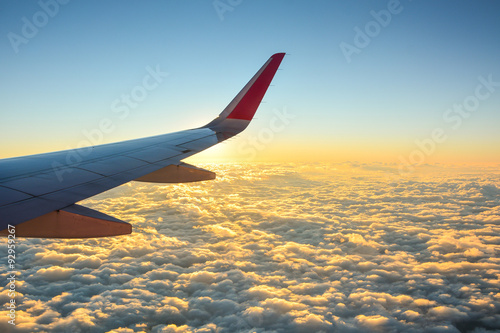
[[226, 53, 285, 121]]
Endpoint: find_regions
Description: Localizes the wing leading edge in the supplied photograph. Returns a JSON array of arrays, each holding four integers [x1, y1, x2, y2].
[[0, 53, 286, 238]]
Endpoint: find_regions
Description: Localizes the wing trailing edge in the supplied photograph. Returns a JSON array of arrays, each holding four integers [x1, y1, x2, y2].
[[0, 204, 131, 238], [134, 162, 216, 183]]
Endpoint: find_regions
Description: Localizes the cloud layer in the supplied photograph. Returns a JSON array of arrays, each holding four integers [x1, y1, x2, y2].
[[1, 163, 499, 332]]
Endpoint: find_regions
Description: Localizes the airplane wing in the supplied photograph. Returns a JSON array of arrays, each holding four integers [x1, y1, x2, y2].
[[0, 53, 285, 238]]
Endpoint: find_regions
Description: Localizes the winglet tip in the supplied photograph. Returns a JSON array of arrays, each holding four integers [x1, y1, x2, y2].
[[203, 52, 286, 129], [272, 52, 286, 59]]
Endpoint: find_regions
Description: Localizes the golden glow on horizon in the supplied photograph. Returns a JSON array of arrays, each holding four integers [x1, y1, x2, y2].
[[1, 136, 499, 167], [187, 139, 500, 166]]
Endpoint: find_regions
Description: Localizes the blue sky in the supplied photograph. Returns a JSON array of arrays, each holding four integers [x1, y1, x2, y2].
[[1, 0, 499, 164]]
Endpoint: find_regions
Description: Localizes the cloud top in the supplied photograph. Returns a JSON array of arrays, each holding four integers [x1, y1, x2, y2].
[[1, 163, 499, 332]]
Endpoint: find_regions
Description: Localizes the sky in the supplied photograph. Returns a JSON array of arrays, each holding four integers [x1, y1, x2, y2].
[[0, 0, 499, 166], [1, 1, 500, 333]]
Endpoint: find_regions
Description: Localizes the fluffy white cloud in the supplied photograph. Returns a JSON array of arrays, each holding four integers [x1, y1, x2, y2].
[[1, 163, 499, 332]]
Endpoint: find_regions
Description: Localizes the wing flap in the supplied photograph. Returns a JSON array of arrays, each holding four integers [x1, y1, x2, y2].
[[134, 162, 216, 183], [0, 204, 131, 238]]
